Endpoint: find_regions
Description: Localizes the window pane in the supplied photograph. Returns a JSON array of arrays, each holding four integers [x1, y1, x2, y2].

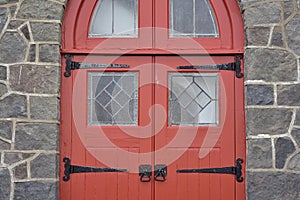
[[169, 73, 219, 126], [88, 72, 138, 126], [89, 0, 138, 38], [170, 0, 219, 38], [172, 0, 194, 34]]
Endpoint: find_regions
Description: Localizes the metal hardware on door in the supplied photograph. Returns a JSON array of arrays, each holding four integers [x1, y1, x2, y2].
[[176, 158, 244, 183], [154, 164, 167, 182], [177, 55, 243, 79], [139, 164, 152, 182], [63, 157, 129, 182], [63, 54, 130, 77]]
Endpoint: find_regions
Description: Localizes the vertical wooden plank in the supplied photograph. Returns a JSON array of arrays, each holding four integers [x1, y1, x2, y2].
[[85, 151, 97, 200], [60, 56, 72, 200], [235, 59, 246, 200], [70, 70, 86, 200], [187, 149, 200, 200], [209, 148, 221, 200], [199, 148, 210, 199]]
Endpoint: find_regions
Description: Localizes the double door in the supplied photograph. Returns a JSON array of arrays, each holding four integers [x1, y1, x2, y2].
[[60, 55, 241, 200]]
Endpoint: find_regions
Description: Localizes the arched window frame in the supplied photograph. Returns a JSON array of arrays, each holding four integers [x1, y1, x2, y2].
[[61, 0, 244, 54]]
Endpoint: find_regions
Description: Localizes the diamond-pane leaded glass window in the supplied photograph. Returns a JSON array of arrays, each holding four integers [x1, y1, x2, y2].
[[88, 72, 138, 126], [169, 73, 219, 126]]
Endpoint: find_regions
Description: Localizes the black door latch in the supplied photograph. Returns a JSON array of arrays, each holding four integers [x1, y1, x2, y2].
[[154, 164, 167, 182], [139, 164, 152, 182], [176, 158, 244, 182]]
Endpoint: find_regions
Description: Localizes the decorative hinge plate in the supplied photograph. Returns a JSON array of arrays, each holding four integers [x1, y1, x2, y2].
[[177, 55, 243, 78], [176, 158, 244, 183], [63, 157, 128, 182], [63, 54, 130, 78]]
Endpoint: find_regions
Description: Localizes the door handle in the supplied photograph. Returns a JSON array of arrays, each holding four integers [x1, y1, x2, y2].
[[154, 164, 167, 182], [139, 164, 152, 182]]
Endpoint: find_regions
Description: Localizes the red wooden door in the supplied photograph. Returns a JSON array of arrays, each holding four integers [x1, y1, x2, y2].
[[60, 54, 241, 200], [61, 55, 154, 200], [154, 56, 236, 200], [61, 0, 246, 199]]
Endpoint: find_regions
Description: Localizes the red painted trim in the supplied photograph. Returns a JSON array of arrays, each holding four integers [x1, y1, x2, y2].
[[59, 56, 72, 200], [234, 58, 246, 200], [61, 0, 244, 53]]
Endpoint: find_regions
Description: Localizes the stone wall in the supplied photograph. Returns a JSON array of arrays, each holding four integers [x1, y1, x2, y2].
[[242, 0, 300, 199], [0, 0, 299, 199], [0, 0, 65, 199]]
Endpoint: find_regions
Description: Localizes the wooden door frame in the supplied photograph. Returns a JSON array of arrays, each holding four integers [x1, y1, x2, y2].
[[60, 0, 246, 199]]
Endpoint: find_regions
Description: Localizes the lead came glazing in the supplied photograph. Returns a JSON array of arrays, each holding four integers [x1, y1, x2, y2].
[[169, 73, 219, 126], [88, 72, 138, 126]]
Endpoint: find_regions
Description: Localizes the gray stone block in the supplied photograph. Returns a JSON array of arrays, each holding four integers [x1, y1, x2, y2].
[[246, 84, 274, 105], [7, 20, 24, 29], [9, 5, 16, 17], [0, 83, 7, 97], [28, 44, 35, 62], [244, 2, 281, 25], [245, 48, 297, 81], [288, 152, 300, 171], [14, 181, 58, 200], [0, 121, 12, 140], [0, 140, 10, 150], [286, 15, 300, 55], [275, 137, 295, 169], [9, 64, 59, 94], [283, 1, 294, 20], [15, 123, 58, 150], [247, 138, 272, 168], [39, 44, 60, 63], [0, 94, 27, 118], [246, 108, 293, 136], [246, 27, 270, 46], [14, 162, 28, 179], [30, 96, 59, 120], [291, 128, 300, 147], [295, 110, 300, 126], [31, 154, 58, 178], [0, 8, 7, 34], [0, 32, 27, 64], [17, 0, 64, 20], [0, 0, 18, 5], [271, 26, 283, 47], [277, 84, 300, 106], [0, 168, 10, 200], [247, 172, 300, 200], [4, 152, 33, 165], [0, 65, 6, 80], [31, 22, 60, 42]]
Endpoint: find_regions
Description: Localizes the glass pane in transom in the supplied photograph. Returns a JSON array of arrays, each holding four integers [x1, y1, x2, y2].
[[170, 0, 219, 38], [89, 0, 138, 38]]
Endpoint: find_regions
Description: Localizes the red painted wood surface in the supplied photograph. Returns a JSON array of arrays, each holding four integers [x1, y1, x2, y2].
[[154, 56, 236, 200], [61, 0, 244, 54], [60, 0, 246, 199]]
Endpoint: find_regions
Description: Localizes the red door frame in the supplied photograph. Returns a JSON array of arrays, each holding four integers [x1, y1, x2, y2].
[[60, 0, 246, 199]]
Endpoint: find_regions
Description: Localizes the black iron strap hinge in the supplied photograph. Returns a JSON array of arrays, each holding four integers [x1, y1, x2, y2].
[[63, 54, 130, 78], [177, 55, 243, 78], [63, 157, 129, 182], [176, 158, 244, 183]]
